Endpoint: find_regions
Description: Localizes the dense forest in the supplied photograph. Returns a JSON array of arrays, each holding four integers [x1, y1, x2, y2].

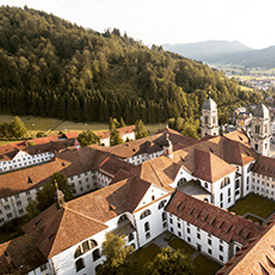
[[0, 6, 263, 124]]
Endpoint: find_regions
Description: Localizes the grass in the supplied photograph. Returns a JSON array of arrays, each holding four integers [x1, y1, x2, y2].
[[229, 193, 275, 219], [168, 236, 196, 256], [193, 254, 222, 275], [129, 243, 161, 274], [246, 215, 263, 224]]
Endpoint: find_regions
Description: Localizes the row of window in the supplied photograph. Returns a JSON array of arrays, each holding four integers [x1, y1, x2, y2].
[[140, 200, 167, 220], [253, 173, 275, 181]]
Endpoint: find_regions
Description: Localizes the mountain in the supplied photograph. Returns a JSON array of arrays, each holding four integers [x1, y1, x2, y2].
[[163, 40, 275, 69], [0, 6, 262, 125], [162, 40, 253, 64]]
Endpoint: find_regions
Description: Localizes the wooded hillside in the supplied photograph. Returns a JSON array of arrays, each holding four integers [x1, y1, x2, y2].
[[0, 6, 262, 124]]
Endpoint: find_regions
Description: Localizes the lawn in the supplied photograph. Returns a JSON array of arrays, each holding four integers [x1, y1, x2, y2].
[[193, 254, 222, 275], [168, 236, 196, 256], [129, 243, 161, 274], [229, 193, 275, 219]]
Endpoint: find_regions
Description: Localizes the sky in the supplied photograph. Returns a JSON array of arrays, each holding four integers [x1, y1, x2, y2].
[[4, 0, 275, 49]]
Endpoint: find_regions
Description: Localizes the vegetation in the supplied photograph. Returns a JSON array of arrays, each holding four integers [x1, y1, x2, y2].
[[0, 116, 27, 139], [77, 129, 99, 147], [144, 246, 196, 275], [110, 118, 124, 146], [26, 172, 75, 218], [135, 119, 149, 139], [193, 254, 222, 275], [96, 233, 134, 275], [0, 6, 263, 128], [228, 193, 275, 219]]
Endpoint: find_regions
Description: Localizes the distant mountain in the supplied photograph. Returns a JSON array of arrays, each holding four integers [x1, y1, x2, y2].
[[162, 40, 253, 64], [162, 40, 275, 69]]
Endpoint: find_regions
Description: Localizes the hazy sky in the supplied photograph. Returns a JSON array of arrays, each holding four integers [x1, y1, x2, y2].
[[4, 0, 274, 49]]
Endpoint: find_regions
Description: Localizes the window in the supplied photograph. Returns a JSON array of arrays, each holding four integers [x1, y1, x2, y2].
[[177, 178, 187, 186], [162, 212, 167, 221], [144, 222, 150, 232], [235, 179, 240, 189], [7, 213, 12, 219], [205, 116, 208, 124], [228, 189, 231, 196], [75, 258, 85, 272], [16, 201, 22, 206], [208, 249, 212, 255], [187, 237, 191, 242], [18, 209, 24, 214], [74, 239, 98, 259], [255, 144, 258, 151], [197, 233, 201, 239], [219, 255, 224, 262], [208, 239, 212, 245], [4, 205, 10, 210], [221, 177, 230, 188], [220, 193, 223, 202], [255, 125, 260, 134], [40, 264, 47, 272], [187, 228, 190, 234], [146, 232, 151, 239], [128, 233, 134, 242], [15, 194, 20, 199], [177, 223, 181, 228], [118, 214, 128, 224], [158, 200, 167, 209], [162, 222, 167, 228], [93, 249, 101, 262], [178, 231, 182, 237], [140, 209, 151, 220], [219, 245, 223, 252]]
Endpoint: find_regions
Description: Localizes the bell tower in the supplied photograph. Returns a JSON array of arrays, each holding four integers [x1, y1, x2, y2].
[[250, 103, 270, 156], [201, 97, 219, 138]]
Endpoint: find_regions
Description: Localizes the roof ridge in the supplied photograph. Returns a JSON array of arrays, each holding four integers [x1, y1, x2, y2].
[[64, 206, 107, 226], [148, 162, 164, 187]]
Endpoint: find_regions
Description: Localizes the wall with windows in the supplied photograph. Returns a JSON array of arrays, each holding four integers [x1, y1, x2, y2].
[[167, 214, 230, 265], [0, 151, 54, 173], [28, 262, 52, 275], [126, 150, 165, 166], [212, 171, 236, 209], [134, 192, 171, 247], [251, 172, 275, 200], [169, 167, 194, 189], [51, 230, 106, 275]]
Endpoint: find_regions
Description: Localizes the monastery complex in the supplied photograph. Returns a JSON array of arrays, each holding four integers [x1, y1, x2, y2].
[[1, 98, 275, 275]]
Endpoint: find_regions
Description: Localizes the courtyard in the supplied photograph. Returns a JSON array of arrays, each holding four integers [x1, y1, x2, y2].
[[130, 233, 222, 275], [228, 193, 275, 224]]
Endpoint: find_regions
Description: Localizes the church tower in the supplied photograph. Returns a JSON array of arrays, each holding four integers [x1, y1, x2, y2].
[[250, 103, 270, 156], [201, 97, 219, 137], [163, 134, 173, 159]]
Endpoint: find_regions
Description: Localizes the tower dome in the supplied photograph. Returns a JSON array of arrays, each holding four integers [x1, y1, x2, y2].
[[202, 97, 217, 111], [253, 103, 269, 119]]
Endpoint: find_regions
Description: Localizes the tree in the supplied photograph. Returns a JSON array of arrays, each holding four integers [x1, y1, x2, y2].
[[77, 130, 100, 147], [120, 117, 126, 128], [144, 247, 196, 275], [10, 116, 27, 138], [97, 233, 134, 275], [26, 172, 74, 218], [110, 123, 124, 146], [182, 123, 199, 140], [135, 120, 149, 139]]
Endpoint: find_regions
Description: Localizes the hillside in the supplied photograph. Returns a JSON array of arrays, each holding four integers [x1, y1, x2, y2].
[[0, 6, 262, 124], [162, 40, 252, 64]]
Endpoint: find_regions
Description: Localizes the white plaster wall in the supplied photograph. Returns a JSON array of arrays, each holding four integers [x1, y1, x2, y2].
[[169, 167, 194, 189]]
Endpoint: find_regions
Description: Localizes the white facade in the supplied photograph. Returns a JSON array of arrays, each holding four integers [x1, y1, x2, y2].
[[0, 151, 54, 173]]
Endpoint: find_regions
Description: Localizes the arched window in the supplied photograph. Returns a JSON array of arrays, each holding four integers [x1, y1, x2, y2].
[[144, 222, 150, 232], [221, 177, 230, 188], [235, 179, 240, 189], [247, 164, 253, 173], [205, 116, 208, 124], [140, 209, 151, 220], [204, 182, 208, 189], [92, 249, 101, 262], [75, 258, 85, 272], [74, 239, 98, 259], [158, 200, 167, 210], [118, 214, 128, 224], [162, 222, 167, 228], [146, 232, 151, 239], [255, 125, 260, 134], [204, 198, 208, 203], [130, 243, 136, 250], [128, 233, 134, 242], [177, 178, 187, 187], [162, 212, 167, 222]]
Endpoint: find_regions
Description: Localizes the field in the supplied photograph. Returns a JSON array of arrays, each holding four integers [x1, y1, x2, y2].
[[0, 115, 166, 145]]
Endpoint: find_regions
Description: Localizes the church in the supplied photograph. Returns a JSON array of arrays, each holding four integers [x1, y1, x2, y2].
[[1, 98, 275, 275]]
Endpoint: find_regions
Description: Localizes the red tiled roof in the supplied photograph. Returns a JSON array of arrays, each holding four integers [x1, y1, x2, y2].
[[96, 125, 135, 140], [22, 176, 151, 258], [216, 220, 275, 275], [166, 191, 262, 244], [0, 228, 47, 274], [252, 155, 275, 178]]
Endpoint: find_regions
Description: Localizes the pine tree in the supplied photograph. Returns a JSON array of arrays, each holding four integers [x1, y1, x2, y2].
[[135, 119, 149, 139]]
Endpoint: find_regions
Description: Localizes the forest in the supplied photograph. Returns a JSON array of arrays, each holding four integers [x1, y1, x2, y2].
[[0, 6, 264, 125]]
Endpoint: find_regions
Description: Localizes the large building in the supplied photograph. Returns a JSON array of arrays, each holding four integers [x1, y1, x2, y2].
[[1, 99, 275, 275]]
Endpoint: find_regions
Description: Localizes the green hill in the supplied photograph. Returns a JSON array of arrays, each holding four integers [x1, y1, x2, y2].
[[0, 6, 262, 124]]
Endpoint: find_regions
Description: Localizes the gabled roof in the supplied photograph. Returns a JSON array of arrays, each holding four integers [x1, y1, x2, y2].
[[21, 176, 151, 258], [166, 191, 262, 244], [216, 220, 275, 275], [139, 155, 181, 191], [252, 155, 275, 178], [0, 228, 47, 274]]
